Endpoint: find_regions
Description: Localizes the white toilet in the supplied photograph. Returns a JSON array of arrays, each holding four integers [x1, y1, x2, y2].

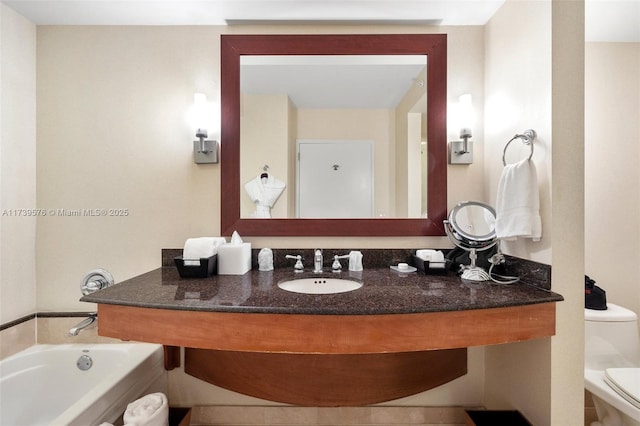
[[585, 303, 640, 426]]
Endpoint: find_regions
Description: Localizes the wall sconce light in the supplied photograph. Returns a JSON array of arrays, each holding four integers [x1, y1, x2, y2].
[[449, 94, 474, 165], [192, 93, 218, 164]]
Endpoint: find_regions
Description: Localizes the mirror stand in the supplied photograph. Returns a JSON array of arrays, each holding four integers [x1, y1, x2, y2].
[[444, 201, 498, 282], [459, 248, 493, 282]]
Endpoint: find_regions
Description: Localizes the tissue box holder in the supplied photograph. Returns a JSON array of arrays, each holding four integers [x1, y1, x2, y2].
[[410, 255, 451, 275], [174, 255, 217, 278], [217, 243, 252, 275]]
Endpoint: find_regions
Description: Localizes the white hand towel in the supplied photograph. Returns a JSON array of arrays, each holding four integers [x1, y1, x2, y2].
[[415, 249, 445, 263], [183, 237, 226, 266], [123, 392, 168, 426], [495, 159, 541, 241]]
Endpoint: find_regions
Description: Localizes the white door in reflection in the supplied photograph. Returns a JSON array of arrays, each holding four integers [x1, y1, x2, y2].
[[297, 140, 374, 218]]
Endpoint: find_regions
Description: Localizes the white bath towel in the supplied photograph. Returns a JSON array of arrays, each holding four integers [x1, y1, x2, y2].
[[495, 159, 542, 241], [183, 237, 226, 266], [123, 392, 169, 426]]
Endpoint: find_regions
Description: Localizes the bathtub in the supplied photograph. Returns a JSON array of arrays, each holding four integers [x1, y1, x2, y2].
[[0, 343, 167, 426]]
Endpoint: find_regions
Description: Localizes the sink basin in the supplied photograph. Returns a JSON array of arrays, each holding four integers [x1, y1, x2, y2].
[[278, 278, 363, 294]]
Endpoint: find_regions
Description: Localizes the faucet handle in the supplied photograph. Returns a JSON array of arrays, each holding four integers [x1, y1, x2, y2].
[[285, 254, 304, 271], [332, 254, 350, 271]]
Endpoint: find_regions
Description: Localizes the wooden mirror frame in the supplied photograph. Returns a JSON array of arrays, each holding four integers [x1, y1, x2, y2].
[[220, 34, 447, 236]]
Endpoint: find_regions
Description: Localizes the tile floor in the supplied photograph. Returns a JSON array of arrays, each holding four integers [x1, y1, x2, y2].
[[190, 406, 471, 426]]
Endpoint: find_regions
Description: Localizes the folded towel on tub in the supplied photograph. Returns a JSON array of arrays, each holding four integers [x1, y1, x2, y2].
[[123, 392, 169, 426], [495, 159, 541, 241]]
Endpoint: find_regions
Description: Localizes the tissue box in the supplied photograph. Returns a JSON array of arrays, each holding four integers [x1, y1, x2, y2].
[[217, 243, 252, 275]]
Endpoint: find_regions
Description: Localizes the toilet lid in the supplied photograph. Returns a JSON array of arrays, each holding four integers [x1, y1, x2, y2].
[[605, 368, 640, 409]]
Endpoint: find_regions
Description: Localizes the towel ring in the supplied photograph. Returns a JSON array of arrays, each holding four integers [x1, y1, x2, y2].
[[502, 129, 536, 166]]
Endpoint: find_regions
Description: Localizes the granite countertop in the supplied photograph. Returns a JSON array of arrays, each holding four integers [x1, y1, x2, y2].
[[81, 266, 564, 315]]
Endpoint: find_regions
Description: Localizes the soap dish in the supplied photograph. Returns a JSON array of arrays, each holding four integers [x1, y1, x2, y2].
[[410, 255, 451, 275], [174, 255, 217, 278], [390, 264, 417, 273]]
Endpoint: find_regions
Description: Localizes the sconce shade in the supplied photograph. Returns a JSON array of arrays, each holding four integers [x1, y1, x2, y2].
[[449, 94, 474, 165], [458, 94, 474, 138]]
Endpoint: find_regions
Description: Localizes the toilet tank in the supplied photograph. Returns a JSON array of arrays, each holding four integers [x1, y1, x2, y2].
[[585, 303, 640, 370]]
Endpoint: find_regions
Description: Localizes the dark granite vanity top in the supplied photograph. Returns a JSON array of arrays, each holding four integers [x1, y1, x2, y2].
[[81, 264, 563, 315]]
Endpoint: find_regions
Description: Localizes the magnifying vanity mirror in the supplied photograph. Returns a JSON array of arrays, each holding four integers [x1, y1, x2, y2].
[[221, 34, 447, 236], [444, 201, 498, 281]]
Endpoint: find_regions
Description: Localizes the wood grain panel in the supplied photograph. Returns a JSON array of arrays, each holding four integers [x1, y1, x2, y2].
[[220, 34, 448, 237], [163, 345, 180, 370], [184, 348, 467, 406], [97, 303, 556, 354]]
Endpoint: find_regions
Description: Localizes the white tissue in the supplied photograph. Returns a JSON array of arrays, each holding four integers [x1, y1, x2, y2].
[[231, 230, 243, 245], [416, 249, 444, 262], [123, 392, 168, 426], [218, 231, 251, 275]]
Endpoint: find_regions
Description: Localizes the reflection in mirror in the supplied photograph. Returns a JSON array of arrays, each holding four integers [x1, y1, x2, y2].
[[220, 34, 448, 236], [240, 55, 428, 219], [446, 201, 496, 243]]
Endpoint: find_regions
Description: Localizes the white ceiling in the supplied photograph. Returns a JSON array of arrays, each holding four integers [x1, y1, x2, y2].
[[242, 55, 427, 109], [2, 0, 639, 42], [1, 0, 505, 26]]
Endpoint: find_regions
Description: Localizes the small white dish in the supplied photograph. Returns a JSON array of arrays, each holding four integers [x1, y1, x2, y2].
[[390, 264, 417, 273]]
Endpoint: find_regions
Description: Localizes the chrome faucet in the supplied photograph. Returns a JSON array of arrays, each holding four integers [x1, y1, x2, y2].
[[285, 254, 304, 272], [68, 313, 97, 336], [332, 254, 350, 271], [313, 249, 323, 273]]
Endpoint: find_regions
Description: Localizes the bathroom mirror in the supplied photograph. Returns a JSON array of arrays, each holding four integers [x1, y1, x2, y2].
[[240, 54, 427, 219], [446, 201, 497, 246], [221, 34, 447, 236]]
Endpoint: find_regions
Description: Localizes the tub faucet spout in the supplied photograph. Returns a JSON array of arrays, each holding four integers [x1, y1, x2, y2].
[[69, 313, 97, 336]]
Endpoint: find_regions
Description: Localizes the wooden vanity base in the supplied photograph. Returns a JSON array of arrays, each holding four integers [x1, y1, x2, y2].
[[96, 303, 556, 404], [184, 348, 467, 406]]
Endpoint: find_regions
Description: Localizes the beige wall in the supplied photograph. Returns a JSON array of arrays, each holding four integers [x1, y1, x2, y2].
[[585, 42, 640, 317], [36, 26, 221, 312], [483, 0, 552, 265], [482, 3, 553, 423], [240, 93, 291, 219], [0, 5, 37, 324], [549, 2, 586, 424], [394, 72, 426, 218], [482, 1, 586, 425]]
